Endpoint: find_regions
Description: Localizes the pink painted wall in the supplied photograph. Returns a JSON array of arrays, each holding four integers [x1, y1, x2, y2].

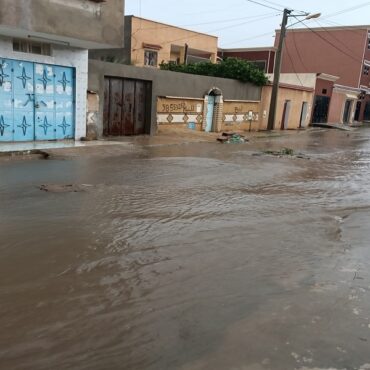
[[219, 50, 276, 73], [327, 92, 345, 123], [315, 78, 334, 97], [276, 28, 367, 88]]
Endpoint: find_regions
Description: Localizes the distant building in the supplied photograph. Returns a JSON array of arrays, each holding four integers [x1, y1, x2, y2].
[[218, 47, 276, 73], [0, 0, 125, 143], [91, 16, 218, 67], [277, 25, 370, 124]]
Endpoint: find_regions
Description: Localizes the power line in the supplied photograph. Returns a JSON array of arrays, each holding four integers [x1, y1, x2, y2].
[[290, 26, 308, 72], [181, 12, 278, 27], [127, 12, 278, 34], [313, 19, 363, 56], [322, 1, 370, 19], [292, 17, 364, 64], [221, 31, 276, 47], [244, 0, 283, 12], [181, 1, 248, 16], [284, 19, 304, 86], [134, 13, 281, 50], [284, 43, 304, 86], [314, 18, 368, 36]]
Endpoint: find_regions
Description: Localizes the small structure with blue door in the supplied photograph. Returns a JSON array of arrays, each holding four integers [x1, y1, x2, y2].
[[0, 58, 75, 142]]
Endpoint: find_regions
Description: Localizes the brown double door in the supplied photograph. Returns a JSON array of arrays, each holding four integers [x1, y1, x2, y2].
[[104, 77, 151, 136]]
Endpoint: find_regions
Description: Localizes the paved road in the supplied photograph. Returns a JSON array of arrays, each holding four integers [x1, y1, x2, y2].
[[1, 129, 370, 370]]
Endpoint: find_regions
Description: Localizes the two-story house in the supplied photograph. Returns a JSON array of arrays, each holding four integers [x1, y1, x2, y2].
[[0, 0, 124, 143], [91, 16, 218, 68], [277, 25, 370, 124], [220, 25, 370, 125]]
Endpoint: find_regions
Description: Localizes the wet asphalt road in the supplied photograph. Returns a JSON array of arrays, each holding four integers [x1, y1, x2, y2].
[[1, 129, 370, 370]]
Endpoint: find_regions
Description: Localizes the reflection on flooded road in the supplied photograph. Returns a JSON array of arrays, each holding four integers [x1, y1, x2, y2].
[[2, 129, 370, 370]]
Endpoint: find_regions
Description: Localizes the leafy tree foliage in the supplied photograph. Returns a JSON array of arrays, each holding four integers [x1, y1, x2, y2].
[[160, 58, 268, 86]]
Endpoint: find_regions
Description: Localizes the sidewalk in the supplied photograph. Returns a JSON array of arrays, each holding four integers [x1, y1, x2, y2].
[[0, 127, 329, 159], [0, 139, 128, 156]]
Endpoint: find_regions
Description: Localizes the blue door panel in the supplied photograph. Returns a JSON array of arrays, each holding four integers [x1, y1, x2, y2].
[[14, 111, 34, 141], [13, 61, 34, 93], [54, 66, 74, 97], [0, 111, 13, 141], [54, 66, 75, 139], [56, 112, 74, 139], [0, 59, 14, 142], [35, 111, 55, 140], [13, 61, 35, 141], [0, 58, 75, 142], [34, 64, 54, 96]]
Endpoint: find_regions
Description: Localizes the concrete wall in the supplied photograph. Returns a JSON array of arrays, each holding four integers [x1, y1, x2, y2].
[[157, 97, 260, 132], [277, 27, 367, 88], [0, 36, 88, 139], [328, 90, 357, 124], [260, 85, 314, 130], [267, 73, 317, 89], [315, 78, 334, 98], [88, 60, 262, 136], [0, 0, 125, 48]]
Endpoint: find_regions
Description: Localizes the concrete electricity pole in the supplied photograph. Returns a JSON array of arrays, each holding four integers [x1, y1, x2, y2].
[[267, 8, 291, 131], [267, 10, 321, 131]]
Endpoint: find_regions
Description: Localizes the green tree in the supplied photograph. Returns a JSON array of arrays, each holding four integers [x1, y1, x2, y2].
[[159, 58, 268, 86]]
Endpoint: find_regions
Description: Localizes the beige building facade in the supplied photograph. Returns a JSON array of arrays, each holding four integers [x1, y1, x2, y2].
[[91, 16, 218, 67], [128, 16, 218, 67]]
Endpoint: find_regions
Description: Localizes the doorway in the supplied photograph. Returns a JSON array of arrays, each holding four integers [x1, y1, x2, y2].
[[281, 100, 291, 130], [103, 77, 151, 136], [205, 95, 215, 132], [342, 99, 352, 124], [0, 58, 75, 142], [354, 101, 361, 121], [299, 101, 308, 128], [312, 95, 330, 123]]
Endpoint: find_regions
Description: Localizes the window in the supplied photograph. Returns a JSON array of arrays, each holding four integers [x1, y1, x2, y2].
[[252, 60, 267, 72], [364, 65, 370, 75], [13, 39, 51, 56], [144, 50, 158, 67], [322, 89, 327, 95]]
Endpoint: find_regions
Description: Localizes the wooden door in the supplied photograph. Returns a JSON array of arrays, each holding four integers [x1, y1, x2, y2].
[[134, 80, 146, 135], [104, 77, 150, 136], [122, 79, 135, 135], [109, 78, 124, 135]]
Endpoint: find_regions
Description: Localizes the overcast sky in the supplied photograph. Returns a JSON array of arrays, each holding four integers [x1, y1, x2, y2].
[[125, 0, 370, 48]]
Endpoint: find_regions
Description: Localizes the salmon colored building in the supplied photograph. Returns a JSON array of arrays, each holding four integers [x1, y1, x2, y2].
[[277, 25, 370, 124]]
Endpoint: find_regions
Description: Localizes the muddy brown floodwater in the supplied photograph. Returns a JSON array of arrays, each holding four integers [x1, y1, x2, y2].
[[2, 129, 370, 370]]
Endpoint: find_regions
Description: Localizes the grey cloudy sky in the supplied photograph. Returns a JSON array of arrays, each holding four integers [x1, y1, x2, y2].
[[125, 0, 370, 48]]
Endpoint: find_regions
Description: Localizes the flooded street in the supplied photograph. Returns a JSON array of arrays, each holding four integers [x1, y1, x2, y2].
[[2, 129, 370, 370]]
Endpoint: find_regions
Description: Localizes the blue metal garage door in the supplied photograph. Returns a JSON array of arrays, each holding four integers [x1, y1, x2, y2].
[[0, 58, 75, 142]]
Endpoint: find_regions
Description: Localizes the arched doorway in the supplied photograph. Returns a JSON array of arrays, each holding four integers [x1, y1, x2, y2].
[[204, 87, 223, 132]]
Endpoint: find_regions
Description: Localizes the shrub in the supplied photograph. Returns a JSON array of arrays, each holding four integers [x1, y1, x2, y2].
[[159, 58, 268, 86]]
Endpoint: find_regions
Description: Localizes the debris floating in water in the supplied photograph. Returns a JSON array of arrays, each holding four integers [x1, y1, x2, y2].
[[217, 132, 248, 144]]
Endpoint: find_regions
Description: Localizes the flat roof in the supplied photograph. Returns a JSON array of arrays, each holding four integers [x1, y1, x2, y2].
[[277, 24, 370, 33], [126, 15, 218, 39], [219, 46, 276, 52]]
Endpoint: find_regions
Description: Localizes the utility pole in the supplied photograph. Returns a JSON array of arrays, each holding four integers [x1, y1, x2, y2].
[[184, 43, 189, 65], [267, 8, 291, 130]]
